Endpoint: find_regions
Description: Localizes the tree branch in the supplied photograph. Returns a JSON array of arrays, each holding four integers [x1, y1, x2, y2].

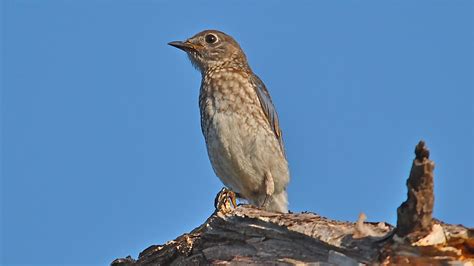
[[111, 141, 474, 265]]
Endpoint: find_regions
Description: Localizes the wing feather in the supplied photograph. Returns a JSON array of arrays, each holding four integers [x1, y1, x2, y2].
[[251, 75, 286, 157]]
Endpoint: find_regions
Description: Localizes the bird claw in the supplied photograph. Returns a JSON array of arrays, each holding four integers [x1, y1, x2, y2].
[[214, 187, 237, 213]]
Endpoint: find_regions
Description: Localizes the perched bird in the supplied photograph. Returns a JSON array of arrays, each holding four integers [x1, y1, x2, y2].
[[169, 30, 290, 213]]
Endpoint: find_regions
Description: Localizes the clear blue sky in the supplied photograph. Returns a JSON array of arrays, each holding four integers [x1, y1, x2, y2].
[[2, 0, 473, 265]]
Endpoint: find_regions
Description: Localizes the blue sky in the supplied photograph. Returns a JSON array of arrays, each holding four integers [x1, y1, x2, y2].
[[1, 0, 473, 265]]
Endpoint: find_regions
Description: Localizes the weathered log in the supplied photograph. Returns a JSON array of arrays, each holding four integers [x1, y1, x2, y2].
[[111, 141, 474, 265]]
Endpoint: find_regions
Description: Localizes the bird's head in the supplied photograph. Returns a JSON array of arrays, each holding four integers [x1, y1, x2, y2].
[[168, 30, 248, 73]]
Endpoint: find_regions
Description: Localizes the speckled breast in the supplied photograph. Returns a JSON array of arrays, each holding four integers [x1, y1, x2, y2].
[[199, 69, 283, 195]]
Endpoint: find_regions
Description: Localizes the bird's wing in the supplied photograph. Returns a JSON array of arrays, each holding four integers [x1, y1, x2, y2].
[[251, 74, 286, 157]]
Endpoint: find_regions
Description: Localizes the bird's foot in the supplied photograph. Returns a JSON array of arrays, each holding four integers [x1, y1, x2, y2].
[[214, 187, 237, 214]]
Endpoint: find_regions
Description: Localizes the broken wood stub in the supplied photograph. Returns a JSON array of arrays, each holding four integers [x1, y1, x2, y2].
[[396, 140, 435, 242]]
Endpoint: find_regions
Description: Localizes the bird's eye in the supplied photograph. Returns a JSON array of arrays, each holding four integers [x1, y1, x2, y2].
[[205, 34, 218, 44]]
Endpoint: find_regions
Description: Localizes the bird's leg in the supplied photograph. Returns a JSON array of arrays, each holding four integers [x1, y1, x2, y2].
[[214, 187, 237, 213], [261, 171, 275, 208]]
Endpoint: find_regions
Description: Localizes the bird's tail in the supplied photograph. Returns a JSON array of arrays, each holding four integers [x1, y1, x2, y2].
[[265, 190, 288, 213]]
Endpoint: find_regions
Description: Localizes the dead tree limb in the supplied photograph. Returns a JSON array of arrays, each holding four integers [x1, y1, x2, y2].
[[111, 141, 473, 265]]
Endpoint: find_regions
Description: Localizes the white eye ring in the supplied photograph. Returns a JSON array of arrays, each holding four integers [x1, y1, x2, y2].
[[205, 34, 218, 44]]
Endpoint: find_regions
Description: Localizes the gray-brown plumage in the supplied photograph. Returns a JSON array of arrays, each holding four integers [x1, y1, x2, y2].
[[169, 30, 290, 212]]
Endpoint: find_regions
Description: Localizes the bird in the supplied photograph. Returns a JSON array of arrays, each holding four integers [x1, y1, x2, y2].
[[168, 30, 290, 213]]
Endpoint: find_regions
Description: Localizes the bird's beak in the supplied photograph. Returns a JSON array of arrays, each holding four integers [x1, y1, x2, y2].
[[168, 41, 196, 52]]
